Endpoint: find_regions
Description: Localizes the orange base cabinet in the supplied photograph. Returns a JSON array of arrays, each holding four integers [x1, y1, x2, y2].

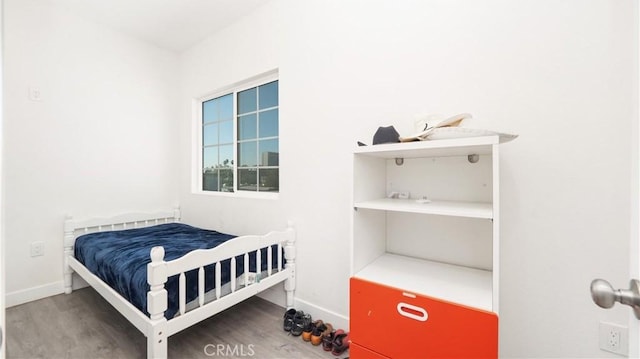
[[350, 342, 391, 359], [350, 278, 498, 359]]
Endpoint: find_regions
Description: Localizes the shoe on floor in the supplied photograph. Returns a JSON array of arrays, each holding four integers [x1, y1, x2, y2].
[[323, 329, 340, 351], [302, 319, 323, 342], [311, 322, 332, 346], [290, 311, 312, 336], [331, 331, 350, 356], [283, 308, 296, 332]]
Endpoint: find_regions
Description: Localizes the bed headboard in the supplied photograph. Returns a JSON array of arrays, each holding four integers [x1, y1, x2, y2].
[[64, 207, 181, 244], [63, 207, 181, 295]]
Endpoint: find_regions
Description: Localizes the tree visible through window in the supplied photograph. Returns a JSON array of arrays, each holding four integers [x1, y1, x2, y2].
[[202, 80, 279, 193]]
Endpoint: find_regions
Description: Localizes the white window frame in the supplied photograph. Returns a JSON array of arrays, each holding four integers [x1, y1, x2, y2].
[[192, 69, 279, 199]]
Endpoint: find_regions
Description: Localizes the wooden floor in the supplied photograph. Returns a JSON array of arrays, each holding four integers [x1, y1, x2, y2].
[[6, 288, 347, 359]]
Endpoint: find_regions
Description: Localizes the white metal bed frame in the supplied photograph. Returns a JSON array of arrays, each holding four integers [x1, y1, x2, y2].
[[63, 208, 296, 359]]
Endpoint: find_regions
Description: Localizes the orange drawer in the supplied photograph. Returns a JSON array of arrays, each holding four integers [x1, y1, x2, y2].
[[350, 342, 391, 359], [350, 277, 498, 359]]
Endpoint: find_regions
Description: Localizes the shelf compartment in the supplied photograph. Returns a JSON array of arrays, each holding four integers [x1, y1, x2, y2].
[[354, 136, 499, 159], [353, 253, 493, 312], [354, 198, 493, 219]]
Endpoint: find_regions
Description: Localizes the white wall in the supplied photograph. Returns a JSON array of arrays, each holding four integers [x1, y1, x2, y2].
[[178, 0, 636, 357], [3, 0, 180, 304], [2, 0, 634, 357]]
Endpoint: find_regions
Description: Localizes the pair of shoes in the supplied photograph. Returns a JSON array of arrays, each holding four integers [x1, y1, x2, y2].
[[291, 311, 312, 336], [283, 308, 312, 336], [331, 330, 350, 356], [311, 322, 333, 346], [322, 329, 336, 351], [302, 319, 323, 342], [283, 308, 296, 332]]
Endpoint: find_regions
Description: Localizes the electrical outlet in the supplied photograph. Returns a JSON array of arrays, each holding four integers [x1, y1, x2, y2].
[[599, 322, 628, 356], [30, 241, 44, 257]]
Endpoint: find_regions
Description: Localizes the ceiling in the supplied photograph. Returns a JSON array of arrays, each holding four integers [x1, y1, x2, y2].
[[47, 0, 270, 53]]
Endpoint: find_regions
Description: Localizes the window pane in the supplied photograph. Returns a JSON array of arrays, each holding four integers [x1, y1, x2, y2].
[[203, 124, 218, 146], [238, 168, 257, 191], [238, 114, 257, 140], [259, 81, 278, 109], [201, 79, 279, 194], [219, 144, 233, 168], [259, 109, 278, 138], [203, 170, 219, 191], [259, 168, 279, 192], [203, 147, 218, 170], [219, 120, 233, 144], [202, 98, 219, 123], [238, 141, 257, 167], [219, 94, 233, 121], [238, 88, 257, 114], [259, 139, 279, 166], [219, 169, 233, 192]]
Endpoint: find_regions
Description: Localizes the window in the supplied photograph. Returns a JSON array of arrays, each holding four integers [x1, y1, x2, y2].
[[201, 78, 279, 194]]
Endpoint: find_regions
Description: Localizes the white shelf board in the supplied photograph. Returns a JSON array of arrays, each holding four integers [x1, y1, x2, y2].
[[354, 253, 493, 312], [354, 198, 493, 219], [355, 136, 498, 159]]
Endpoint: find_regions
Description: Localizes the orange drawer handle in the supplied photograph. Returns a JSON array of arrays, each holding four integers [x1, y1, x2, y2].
[[396, 302, 428, 322]]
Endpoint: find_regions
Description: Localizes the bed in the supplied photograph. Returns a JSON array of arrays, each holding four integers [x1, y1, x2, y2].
[[63, 208, 296, 359]]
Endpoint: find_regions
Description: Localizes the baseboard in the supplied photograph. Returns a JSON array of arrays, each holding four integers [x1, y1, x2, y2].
[[6, 281, 65, 308], [292, 297, 349, 332]]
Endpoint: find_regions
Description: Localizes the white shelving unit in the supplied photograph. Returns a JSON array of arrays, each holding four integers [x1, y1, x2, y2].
[[351, 135, 500, 313]]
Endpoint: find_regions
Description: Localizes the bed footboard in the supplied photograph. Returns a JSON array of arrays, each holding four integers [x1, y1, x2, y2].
[[146, 221, 296, 359]]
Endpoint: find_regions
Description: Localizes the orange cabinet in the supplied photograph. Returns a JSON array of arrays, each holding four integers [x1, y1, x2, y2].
[[350, 342, 391, 359], [350, 278, 498, 359]]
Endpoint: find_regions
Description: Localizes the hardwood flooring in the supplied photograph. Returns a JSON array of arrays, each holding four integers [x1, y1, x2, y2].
[[6, 288, 346, 359]]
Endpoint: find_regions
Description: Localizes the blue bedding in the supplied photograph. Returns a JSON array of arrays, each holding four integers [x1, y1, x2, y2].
[[74, 223, 277, 319]]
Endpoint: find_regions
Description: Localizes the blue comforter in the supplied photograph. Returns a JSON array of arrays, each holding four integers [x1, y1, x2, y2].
[[75, 223, 274, 319]]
